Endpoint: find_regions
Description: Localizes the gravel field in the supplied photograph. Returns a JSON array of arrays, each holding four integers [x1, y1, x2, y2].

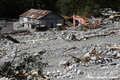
[[0, 23, 120, 80]]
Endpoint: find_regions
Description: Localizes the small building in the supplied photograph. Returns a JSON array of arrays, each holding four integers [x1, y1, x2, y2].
[[19, 9, 64, 29]]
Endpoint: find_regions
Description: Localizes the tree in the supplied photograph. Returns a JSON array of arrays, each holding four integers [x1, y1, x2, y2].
[[56, 0, 74, 16], [0, 0, 120, 18], [56, 0, 101, 16]]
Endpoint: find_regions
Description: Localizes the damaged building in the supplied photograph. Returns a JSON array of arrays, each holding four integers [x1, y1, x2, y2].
[[19, 9, 64, 30]]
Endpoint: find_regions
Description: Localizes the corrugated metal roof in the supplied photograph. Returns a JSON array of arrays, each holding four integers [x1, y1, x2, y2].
[[20, 9, 52, 19]]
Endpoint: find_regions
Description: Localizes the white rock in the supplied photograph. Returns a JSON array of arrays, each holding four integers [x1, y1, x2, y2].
[[83, 38, 87, 40], [46, 71, 51, 75], [72, 63, 78, 68], [34, 52, 38, 56], [112, 51, 118, 55], [57, 70, 60, 73], [66, 72, 72, 78], [74, 69, 77, 73], [116, 64, 120, 68], [84, 52, 90, 57], [0, 77, 9, 80], [77, 70, 81, 74], [61, 31, 66, 35], [52, 71, 56, 74], [106, 52, 111, 55], [66, 35, 70, 40], [68, 65, 74, 70], [57, 76, 62, 79], [59, 60, 67, 66], [98, 60, 102, 63], [116, 53, 120, 57], [59, 72, 63, 76], [27, 75, 32, 80], [63, 69, 68, 74], [32, 71, 38, 75], [90, 56, 97, 60]]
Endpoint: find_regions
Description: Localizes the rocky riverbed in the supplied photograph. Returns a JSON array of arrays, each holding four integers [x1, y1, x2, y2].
[[0, 23, 120, 80]]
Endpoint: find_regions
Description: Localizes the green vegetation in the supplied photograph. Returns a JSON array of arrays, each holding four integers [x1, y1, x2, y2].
[[0, 0, 120, 18], [0, 50, 48, 80]]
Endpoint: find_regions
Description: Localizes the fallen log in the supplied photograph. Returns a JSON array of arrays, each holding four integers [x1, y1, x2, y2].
[[89, 48, 101, 58], [69, 55, 90, 63], [25, 37, 57, 43], [0, 73, 50, 80], [78, 31, 116, 41], [64, 59, 71, 69], [64, 31, 116, 42], [69, 54, 81, 63], [4, 35, 19, 43], [79, 56, 90, 62], [106, 46, 120, 50], [67, 46, 77, 51]]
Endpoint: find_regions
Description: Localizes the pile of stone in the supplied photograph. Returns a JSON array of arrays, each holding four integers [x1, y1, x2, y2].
[[44, 42, 120, 80], [0, 22, 120, 80]]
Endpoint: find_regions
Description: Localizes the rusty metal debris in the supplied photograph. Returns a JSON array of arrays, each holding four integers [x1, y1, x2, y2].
[[20, 9, 51, 20]]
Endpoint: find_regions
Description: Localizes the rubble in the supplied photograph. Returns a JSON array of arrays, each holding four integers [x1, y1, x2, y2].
[[0, 18, 120, 80], [0, 51, 6, 55], [59, 60, 67, 66]]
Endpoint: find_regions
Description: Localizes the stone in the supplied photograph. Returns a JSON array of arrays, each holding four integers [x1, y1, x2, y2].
[[59, 60, 67, 66], [112, 51, 118, 55], [52, 71, 56, 74], [56, 70, 60, 73], [53, 74, 58, 78], [59, 72, 63, 76], [0, 77, 9, 80], [27, 75, 32, 80], [84, 52, 90, 57], [66, 72, 72, 78], [106, 52, 112, 56], [74, 69, 77, 73], [77, 70, 84, 75], [77, 70, 81, 74], [72, 63, 78, 68], [46, 71, 51, 75], [116, 53, 120, 58], [68, 65, 74, 70], [90, 56, 97, 60], [63, 69, 68, 74], [34, 52, 38, 56], [32, 71, 38, 75]]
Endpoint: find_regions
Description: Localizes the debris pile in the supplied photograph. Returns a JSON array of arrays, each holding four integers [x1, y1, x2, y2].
[[0, 18, 120, 80], [44, 44, 120, 80]]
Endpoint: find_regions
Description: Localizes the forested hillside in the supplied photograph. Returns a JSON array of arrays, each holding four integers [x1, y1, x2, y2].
[[0, 0, 120, 18]]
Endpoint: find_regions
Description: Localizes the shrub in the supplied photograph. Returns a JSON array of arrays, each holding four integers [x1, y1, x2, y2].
[[0, 50, 48, 80]]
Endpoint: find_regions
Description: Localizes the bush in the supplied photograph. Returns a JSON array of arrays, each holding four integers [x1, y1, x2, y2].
[[0, 50, 48, 80]]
